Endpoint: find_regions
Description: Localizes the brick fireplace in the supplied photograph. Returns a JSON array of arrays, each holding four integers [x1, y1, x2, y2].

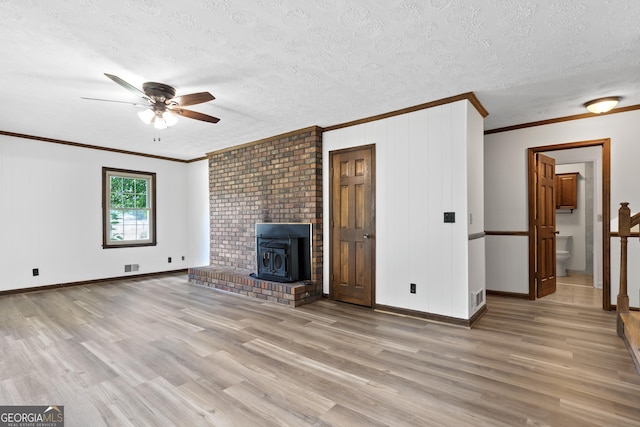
[[188, 126, 323, 306]]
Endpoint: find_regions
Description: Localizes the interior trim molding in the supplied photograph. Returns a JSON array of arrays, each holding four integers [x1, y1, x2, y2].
[[206, 126, 323, 156], [487, 290, 530, 299], [187, 156, 208, 163], [323, 92, 488, 133], [485, 230, 529, 236], [485, 104, 640, 135], [0, 130, 192, 163], [527, 138, 611, 309], [468, 304, 488, 328], [375, 303, 488, 329], [0, 269, 187, 297]]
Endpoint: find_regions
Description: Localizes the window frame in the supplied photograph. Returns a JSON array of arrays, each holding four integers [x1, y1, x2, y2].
[[102, 167, 157, 248]]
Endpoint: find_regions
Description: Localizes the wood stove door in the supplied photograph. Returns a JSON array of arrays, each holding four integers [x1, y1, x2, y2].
[[330, 145, 375, 307]]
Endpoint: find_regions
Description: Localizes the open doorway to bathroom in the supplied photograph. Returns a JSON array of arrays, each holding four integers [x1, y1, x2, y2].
[[527, 138, 611, 310], [544, 160, 602, 307]]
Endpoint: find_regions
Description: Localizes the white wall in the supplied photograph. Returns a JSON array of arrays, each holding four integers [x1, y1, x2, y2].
[[485, 109, 640, 307], [187, 159, 211, 268], [323, 100, 484, 320], [0, 134, 208, 291], [485, 235, 528, 293]]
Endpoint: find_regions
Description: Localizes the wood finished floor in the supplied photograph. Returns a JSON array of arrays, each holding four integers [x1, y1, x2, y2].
[[541, 273, 603, 308], [1, 273, 639, 427]]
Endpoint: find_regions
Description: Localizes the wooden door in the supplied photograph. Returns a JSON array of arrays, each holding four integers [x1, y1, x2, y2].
[[330, 146, 375, 307], [536, 153, 557, 298]]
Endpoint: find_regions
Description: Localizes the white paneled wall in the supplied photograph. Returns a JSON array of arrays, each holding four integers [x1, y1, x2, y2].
[[0, 134, 208, 292], [187, 159, 211, 268], [485, 235, 529, 293], [485, 109, 640, 307], [323, 100, 485, 320]]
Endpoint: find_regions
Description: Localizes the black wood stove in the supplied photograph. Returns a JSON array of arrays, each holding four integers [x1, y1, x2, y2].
[[256, 236, 300, 282], [255, 223, 311, 283]]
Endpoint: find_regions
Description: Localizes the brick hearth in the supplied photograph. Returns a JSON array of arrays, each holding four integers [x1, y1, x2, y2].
[[188, 266, 321, 307]]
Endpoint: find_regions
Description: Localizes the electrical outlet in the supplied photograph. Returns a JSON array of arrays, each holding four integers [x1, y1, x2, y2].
[[181, 256, 185, 261], [410, 283, 416, 294], [32, 268, 39, 276], [168, 257, 172, 263]]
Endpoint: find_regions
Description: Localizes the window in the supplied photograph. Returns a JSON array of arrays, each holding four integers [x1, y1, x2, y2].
[[102, 167, 156, 248]]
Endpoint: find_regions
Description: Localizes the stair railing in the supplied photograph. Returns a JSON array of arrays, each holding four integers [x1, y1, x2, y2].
[[617, 202, 640, 335]]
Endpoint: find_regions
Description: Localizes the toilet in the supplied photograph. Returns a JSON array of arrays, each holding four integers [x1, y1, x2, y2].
[[556, 235, 572, 277]]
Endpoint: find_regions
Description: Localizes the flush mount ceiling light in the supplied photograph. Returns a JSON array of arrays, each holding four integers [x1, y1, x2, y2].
[[583, 96, 621, 114]]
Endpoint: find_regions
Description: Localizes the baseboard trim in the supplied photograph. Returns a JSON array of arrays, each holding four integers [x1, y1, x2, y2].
[[0, 269, 188, 297], [469, 304, 489, 327], [487, 290, 530, 299], [375, 304, 488, 328]]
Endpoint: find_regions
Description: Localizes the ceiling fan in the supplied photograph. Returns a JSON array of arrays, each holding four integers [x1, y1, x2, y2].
[[83, 73, 220, 129]]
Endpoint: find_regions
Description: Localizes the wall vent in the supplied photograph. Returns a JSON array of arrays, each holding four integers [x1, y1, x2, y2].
[[124, 264, 140, 272], [474, 289, 485, 308]]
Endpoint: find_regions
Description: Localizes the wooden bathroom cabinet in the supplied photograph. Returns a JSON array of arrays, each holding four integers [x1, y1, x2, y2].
[[555, 172, 578, 210]]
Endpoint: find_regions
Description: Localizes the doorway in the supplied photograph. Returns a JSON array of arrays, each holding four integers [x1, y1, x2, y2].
[[527, 139, 611, 310], [329, 145, 376, 307], [547, 160, 601, 307]]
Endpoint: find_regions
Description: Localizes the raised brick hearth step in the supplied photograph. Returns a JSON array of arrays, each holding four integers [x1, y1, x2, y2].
[[188, 265, 322, 307]]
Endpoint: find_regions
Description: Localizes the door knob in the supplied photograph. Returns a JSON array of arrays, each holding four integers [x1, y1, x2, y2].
[[363, 234, 370, 239], [554, 231, 560, 234]]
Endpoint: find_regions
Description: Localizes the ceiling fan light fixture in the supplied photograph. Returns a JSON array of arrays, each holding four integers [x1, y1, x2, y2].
[[140, 108, 177, 130], [95, 74, 220, 128], [163, 111, 178, 127], [153, 116, 168, 130], [584, 96, 621, 114], [138, 108, 155, 124]]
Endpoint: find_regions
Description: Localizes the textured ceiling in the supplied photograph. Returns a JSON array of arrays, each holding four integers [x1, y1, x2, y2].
[[1, 0, 639, 160]]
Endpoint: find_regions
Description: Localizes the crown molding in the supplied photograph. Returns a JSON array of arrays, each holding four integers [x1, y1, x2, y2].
[[485, 104, 640, 135]]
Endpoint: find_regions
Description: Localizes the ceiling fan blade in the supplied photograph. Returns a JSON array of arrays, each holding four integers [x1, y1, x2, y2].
[[169, 108, 220, 123], [81, 97, 149, 107], [104, 73, 149, 100], [171, 92, 214, 107]]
